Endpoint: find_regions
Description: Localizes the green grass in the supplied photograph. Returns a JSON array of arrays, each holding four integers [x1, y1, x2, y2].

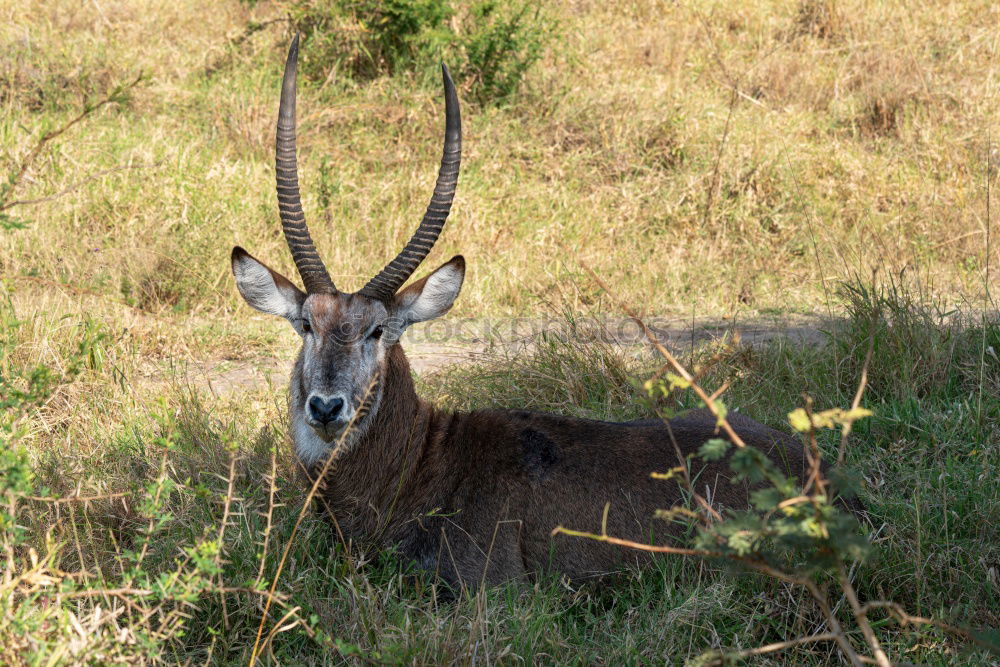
[[3, 277, 997, 663]]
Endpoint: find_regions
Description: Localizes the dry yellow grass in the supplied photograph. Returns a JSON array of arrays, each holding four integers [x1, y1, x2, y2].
[[0, 0, 996, 457], [2, 0, 997, 357]]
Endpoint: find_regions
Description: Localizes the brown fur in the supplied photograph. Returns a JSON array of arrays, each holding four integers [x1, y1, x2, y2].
[[301, 343, 823, 590]]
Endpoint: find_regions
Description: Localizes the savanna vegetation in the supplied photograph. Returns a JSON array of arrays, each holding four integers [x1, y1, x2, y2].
[[1, 0, 998, 663]]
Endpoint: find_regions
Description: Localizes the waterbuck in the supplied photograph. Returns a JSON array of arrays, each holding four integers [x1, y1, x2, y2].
[[232, 38, 835, 590]]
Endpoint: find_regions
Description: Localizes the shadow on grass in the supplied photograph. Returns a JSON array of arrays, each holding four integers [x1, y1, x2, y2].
[[13, 278, 999, 663]]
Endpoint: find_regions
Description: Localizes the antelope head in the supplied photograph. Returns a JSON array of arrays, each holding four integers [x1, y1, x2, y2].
[[231, 36, 464, 462]]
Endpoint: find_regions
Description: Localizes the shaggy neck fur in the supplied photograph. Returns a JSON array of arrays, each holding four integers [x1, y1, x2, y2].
[[289, 344, 450, 544]]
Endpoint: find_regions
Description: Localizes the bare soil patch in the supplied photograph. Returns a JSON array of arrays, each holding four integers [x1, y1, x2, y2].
[[145, 315, 833, 396]]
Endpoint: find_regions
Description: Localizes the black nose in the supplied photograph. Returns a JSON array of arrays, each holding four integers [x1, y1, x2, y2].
[[308, 395, 345, 424]]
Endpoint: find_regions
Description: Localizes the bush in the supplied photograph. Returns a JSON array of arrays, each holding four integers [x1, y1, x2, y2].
[[289, 0, 553, 105], [290, 0, 453, 81], [459, 0, 548, 106]]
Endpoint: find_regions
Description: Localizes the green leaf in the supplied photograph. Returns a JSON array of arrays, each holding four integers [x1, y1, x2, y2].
[[842, 407, 873, 422], [788, 408, 812, 432], [789, 406, 874, 432], [827, 465, 864, 500], [665, 372, 690, 390], [750, 487, 784, 512], [713, 400, 728, 426], [726, 530, 757, 556], [970, 628, 1000, 656], [730, 447, 770, 483], [0, 212, 28, 230], [699, 438, 731, 461]]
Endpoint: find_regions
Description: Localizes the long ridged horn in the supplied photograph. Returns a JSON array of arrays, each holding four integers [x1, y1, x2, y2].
[[358, 64, 461, 301], [276, 35, 336, 294]]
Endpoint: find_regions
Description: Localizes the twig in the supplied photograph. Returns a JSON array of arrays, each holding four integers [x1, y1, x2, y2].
[[840, 329, 875, 464], [215, 450, 239, 631], [581, 262, 747, 449], [692, 10, 781, 239], [554, 520, 885, 667], [708, 380, 730, 401], [727, 632, 839, 659], [58, 584, 302, 618], [552, 525, 722, 559], [551, 525, 811, 589], [976, 133, 993, 432], [134, 454, 169, 569], [203, 17, 293, 76], [248, 376, 380, 667], [802, 578, 867, 667], [255, 446, 280, 590], [859, 601, 995, 652], [838, 565, 892, 667], [801, 396, 828, 498], [661, 418, 725, 523], [1, 72, 143, 211], [2, 274, 167, 317], [702, 85, 738, 233], [260, 605, 308, 653], [693, 13, 740, 234], [59, 586, 153, 598], [1, 163, 160, 209], [26, 491, 128, 504], [569, 261, 890, 666]]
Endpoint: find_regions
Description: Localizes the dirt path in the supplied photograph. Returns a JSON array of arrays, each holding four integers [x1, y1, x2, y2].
[[147, 315, 834, 396]]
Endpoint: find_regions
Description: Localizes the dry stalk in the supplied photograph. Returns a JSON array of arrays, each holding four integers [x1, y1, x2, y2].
[[3, 275, 170, 317], [839, 330, 875, 464], [202, 16, 292, 76], [858, 599, 994, 652], [838, 564, 891, 667], [134, 454, 169, 569], [654, 418, 724, 524], [26, 491, 128, 504], [255, 446, 279, 591], [215, 449, 239, 630], [0, 72, 144, 211], [801, 578, 867, 666], [248, 375, 380, 666], [800, 397, 828, 498], [2, 163, 159, 210], [727, 632, 839, 660]]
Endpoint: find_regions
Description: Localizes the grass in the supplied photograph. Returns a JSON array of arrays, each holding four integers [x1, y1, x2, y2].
[[4, 280, 998, 663], [2, 0, 997, 327], [2, 0, 999, 663]]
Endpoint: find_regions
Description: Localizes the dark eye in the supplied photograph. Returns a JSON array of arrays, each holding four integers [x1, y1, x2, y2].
[[301, 319, 312, 334], [370, 325, 384, 340]]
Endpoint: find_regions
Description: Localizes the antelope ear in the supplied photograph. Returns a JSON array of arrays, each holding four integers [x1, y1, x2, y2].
[[231, 247, 306, 324], [393, 255, 465, 325]]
